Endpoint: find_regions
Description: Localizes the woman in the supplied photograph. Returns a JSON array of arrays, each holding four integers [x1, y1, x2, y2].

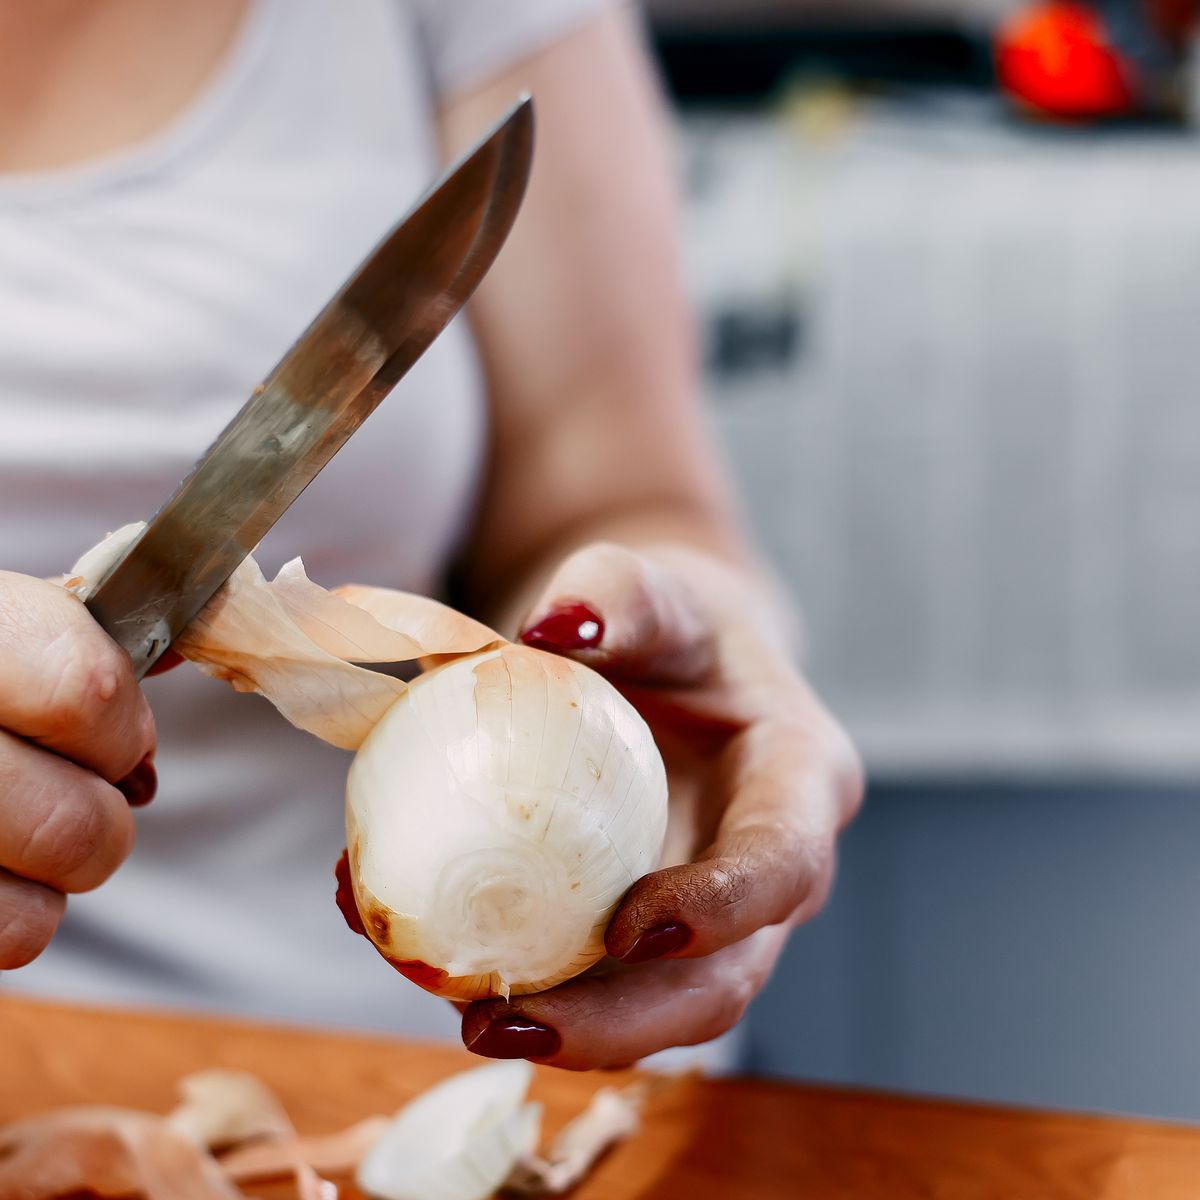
[[0, 0, 861, 1070]]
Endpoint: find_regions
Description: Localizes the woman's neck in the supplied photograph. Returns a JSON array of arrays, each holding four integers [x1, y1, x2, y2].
[[0, 0, 249, 172]]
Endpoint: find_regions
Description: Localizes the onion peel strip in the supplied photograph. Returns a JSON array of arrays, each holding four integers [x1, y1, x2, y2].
[[65, 525, 503, 751], [502, 1082, 646, 1196], [0, 1107, 242, 1200], [216, 1116, 390, 1183], [0, 1064, 657, 1200]]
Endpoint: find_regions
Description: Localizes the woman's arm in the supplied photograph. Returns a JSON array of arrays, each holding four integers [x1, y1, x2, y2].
[[438, 6, 747, 632], [434, 6, 862, 1069]]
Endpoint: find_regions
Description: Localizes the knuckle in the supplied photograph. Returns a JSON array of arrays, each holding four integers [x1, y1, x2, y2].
[[577, 542, 656, 609], [130, 698, 158, 765], [725, 823, 833, 927], [39, 634, 133, 741], [0, 883, 63, 969], [839, 742, 867, 820], [725, 964, 758, 1016], [805, 708, 866, 824], [769, 830, 833, 925], [699, 938, 779, 1044], [21, 786, 130, 890], [0, 571, 69, 637], [574, 540, 642, 577], [696, 982, 752, 1045], [772, 688, 865, 820], [673, 858, 764, 943], [700, 861, 753, 915], [608, 549, 658, 617], [790, 833, 834, 901], [818, 712, 866, 823]]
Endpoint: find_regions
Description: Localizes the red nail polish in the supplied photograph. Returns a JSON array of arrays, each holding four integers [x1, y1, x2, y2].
[[520, 603, 604, 652], [467, 1017, 561, 1060], [116, 755, 157, 808], [146, 649, 183, 677], [333, 848, 367, 938], [619, 921, 691, 964]]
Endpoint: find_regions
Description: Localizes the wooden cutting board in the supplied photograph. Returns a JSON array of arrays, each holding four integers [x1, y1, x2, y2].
[[2, 994, 1199, 1198]]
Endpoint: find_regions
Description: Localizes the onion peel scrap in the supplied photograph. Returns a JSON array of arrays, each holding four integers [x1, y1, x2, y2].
[[65, 524, 503, 752], [0, 1063, 654, 1200]]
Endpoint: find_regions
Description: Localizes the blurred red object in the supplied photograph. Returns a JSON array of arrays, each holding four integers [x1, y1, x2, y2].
[[996, 2, 1135, 118]]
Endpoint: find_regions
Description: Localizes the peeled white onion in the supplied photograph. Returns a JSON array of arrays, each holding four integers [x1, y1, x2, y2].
[[67, 529, 669, 1002], [346, 642, 668, 999]]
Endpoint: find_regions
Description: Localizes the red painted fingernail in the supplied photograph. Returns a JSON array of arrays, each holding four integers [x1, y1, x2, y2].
[[619, 921, 691, 964], [116, 755, 157, 808], [467, 1017, 561, 1060], [333, 848, 367, 938], [520, 603, 604, 652], [146, 649, 183, 677]]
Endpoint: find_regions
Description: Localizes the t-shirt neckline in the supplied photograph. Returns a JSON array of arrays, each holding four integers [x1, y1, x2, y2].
[[0, 0, 280, 206]]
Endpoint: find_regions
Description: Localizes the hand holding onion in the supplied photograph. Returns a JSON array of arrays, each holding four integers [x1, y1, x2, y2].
[[461, 541, 864, 1069]]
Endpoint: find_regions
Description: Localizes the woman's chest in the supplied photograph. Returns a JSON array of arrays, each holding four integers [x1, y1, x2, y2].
[[0, 0, 487, 592]]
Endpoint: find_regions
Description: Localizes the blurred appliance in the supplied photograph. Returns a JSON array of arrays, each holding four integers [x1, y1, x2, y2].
[[645, 2, 1000, 99], [643, 0, 1199, 120]]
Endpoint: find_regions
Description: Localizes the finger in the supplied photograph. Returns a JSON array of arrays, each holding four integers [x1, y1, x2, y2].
[[607, 708, 861, 963], [0, 869, 66, 969], [519, 543, 716, 686], [0, 730, 137, 893], [0, 572, 156, 782], [114, 755, 158, 808], [461, 924, 788, 1070]]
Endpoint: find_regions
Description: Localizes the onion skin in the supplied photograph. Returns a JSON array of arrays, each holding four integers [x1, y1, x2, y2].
[[336, 852, 455, 994]]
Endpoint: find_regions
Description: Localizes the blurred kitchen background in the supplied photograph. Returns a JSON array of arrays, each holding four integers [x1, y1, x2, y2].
[[641, 0, 1200, 1119]]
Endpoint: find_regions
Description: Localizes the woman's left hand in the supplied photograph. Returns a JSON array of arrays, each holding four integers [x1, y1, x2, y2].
[[459, 541, 863, 1070]]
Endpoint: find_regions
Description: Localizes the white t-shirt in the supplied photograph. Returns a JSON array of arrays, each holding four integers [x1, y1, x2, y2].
[[0, 0, 606, 1037]]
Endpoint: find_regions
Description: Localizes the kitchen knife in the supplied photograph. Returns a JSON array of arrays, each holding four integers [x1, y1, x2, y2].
[[85, 96, 534, 680]]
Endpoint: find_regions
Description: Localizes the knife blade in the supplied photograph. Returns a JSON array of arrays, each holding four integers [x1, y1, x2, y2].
[[85, 96, 534, 680]]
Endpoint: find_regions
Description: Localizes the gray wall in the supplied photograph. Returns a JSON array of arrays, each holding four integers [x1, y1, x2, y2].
[[681, 102, 1200, 1119], [685, 104, 1200, 777], [743, 780, 1200, 1120]]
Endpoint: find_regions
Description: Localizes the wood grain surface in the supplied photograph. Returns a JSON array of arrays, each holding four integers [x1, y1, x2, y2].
[[2, 995, 1199, 1198]]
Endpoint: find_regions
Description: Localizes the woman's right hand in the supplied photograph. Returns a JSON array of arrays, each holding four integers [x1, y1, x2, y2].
[[0, 572, 156, 969]]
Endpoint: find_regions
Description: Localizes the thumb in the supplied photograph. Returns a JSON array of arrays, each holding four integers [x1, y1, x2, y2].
[[518, 542, 716, 687]]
